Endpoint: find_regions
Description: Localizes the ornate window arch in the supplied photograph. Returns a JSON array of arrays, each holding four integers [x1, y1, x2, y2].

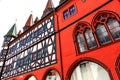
[[73, 21, 97, 53], [43, 68, 61, 80], [66, 58, 113, 80], [92, 10, 120, 45], [42, 67, 61, 80], [24, 75, 37, 80], [115, 55, 120, 79]]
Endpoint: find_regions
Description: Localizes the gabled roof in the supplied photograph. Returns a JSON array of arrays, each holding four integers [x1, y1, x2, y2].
[[42, 0, 54, 18], [5, 23, 17, 38], [23, 14, 33, 30]]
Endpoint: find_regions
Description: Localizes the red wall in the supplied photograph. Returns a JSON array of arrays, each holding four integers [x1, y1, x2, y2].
[[8, 0, 120, 80], [55, 0, 120, 80]]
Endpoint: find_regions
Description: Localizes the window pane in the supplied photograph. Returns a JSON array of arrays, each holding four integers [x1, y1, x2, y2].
[[71, 61, 111, 80], [96, 24, 111, 45], [85, 29, 97, 49], [28, 76, 37, 80], [77, 33, 86, 52], [46, 70, 60, 80], [107, 19, 120, 40], [63, 10, 69, 19], [70, 5, 76, 15]]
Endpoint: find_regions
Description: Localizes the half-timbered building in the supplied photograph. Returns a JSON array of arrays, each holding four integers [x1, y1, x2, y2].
[[0, 0, 120, 80]]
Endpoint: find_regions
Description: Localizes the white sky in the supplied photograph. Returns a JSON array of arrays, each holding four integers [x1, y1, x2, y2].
[[0, 0, 59, 50]]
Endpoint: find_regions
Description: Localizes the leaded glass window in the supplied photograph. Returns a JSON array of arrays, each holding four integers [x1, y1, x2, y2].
[[96, 24, 111, 45], [93, 11, 120, 45], [107, 18, 120, 40], [77, 33, 86, 52], [85, 29, 97, 49]]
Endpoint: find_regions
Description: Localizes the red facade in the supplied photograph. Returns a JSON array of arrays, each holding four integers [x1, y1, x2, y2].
[[0, 0, 120, 80]]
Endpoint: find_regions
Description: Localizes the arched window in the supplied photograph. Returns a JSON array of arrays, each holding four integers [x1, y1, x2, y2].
[[74, 22, 97, 53], [27, 76, 37, 80], [77, 33, 87, 52], [107, 18, 120, 40], [46, 70, 60, 80], [96, 24, 111, 45], [85, 29, 97, 49], [71, 61, 111, 80], [92, 11, 120, 45]]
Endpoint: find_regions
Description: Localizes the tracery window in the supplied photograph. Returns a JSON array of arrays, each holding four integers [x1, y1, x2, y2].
[[71, 61, 111, 80], [92, 11, 120, 45], [107, 18, 120, 40], [77, 33, 87, 52], [74, 22, 97, 53], [96, 24, 111, 45], [85, 29, 97, 49]]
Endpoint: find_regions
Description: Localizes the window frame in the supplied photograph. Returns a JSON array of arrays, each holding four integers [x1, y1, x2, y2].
[[84, 29, 97, 49], [73, 21, 98, 55], [63, 4, 77, 20], [107, 18, 120, 40], [69, 5, 76, 15], [43, 68, 61, 80], [77, 32, 87, 53], [71, 61, 111, 80], [66, 58, 114, 80], [92, 11, 120, 46], [63, 10, 69, 19], [96, 24, 112, 45]]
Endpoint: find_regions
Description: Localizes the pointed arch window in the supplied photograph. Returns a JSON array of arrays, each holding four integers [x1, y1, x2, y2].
[[77, 33, 87, 52], [92, 11, 120, 45], [96, 24, 111, 45], [85, 29, 97, 49], [107, 18, 120, 40], [74, 22, 97, 53]]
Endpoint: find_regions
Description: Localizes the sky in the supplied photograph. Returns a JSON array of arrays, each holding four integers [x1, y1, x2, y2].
[[0, 0, 60, 50]]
